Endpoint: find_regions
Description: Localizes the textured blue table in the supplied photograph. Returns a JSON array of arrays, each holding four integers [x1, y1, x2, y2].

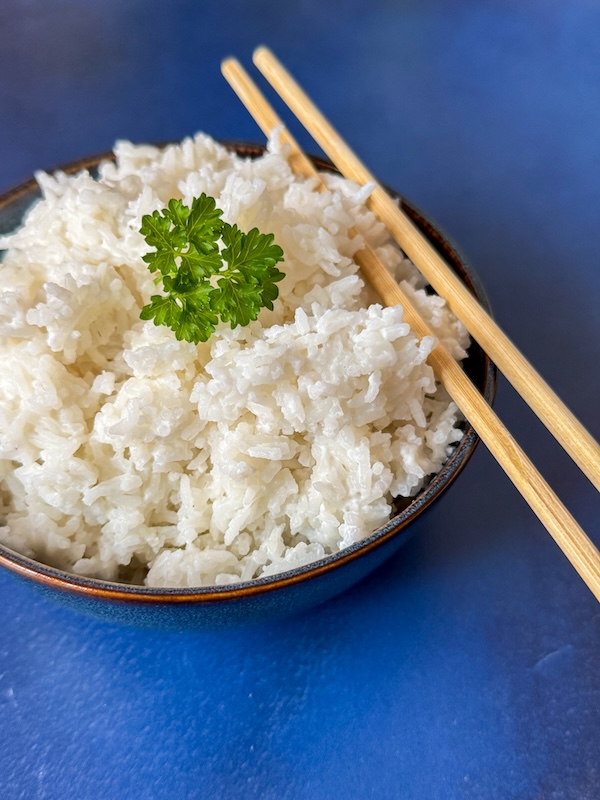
[[1, 2, 599, 798]]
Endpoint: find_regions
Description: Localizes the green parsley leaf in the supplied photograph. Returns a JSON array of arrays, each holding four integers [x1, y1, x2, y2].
[[219, 224, 285, 323], [139, 194, 285, 343], [185, 194, 223, 252]]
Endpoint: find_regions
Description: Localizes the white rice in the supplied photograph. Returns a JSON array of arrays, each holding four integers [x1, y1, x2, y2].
[[0, 133, 469, 587]]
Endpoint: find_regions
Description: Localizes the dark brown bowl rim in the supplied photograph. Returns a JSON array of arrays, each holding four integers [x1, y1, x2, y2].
[[0, 141, 496, 603]]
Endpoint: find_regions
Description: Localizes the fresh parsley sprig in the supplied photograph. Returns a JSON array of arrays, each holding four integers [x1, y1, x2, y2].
[[139, 194, 285, 344]]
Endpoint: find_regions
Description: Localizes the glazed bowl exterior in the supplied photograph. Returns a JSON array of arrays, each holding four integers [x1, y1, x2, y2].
[[0, 143, 496, 628]]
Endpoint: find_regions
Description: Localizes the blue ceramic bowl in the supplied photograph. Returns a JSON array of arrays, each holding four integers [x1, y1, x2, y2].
[[0, 143, 495, 629]]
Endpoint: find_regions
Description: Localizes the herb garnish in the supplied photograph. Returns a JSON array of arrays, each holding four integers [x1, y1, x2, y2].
[[139, 194, 285, 343]]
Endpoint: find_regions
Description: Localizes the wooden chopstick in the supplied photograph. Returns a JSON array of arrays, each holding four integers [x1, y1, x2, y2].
[[252, 46, 600, 495], [221, 57, 600, 602]]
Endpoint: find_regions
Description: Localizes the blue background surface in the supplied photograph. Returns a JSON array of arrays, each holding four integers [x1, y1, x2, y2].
[[1, 1, 599, 797]]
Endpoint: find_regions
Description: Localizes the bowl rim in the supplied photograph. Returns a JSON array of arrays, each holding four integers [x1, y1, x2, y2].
[[0, 141, 496, 603]]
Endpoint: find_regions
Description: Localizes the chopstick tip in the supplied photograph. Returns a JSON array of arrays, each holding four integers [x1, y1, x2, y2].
[[253, 45, 271, 65], [220, 56, 239, 75]]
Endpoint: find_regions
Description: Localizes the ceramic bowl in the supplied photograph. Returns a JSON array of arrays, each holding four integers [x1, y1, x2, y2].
[[0, 143, 495, 628]]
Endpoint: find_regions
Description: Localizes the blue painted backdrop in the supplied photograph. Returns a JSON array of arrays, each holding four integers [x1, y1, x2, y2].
[[1, 1, 598, 798]]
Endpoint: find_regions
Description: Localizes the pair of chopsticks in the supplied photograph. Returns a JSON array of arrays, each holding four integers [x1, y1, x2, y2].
[[221, 48, 600, 602]]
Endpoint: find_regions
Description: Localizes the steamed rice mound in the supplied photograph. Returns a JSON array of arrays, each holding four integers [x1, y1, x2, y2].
[[0, 133, 469, 587]]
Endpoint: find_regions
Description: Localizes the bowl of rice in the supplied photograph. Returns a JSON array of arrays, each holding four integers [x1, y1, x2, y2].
[[0, 135, 494, 628]]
